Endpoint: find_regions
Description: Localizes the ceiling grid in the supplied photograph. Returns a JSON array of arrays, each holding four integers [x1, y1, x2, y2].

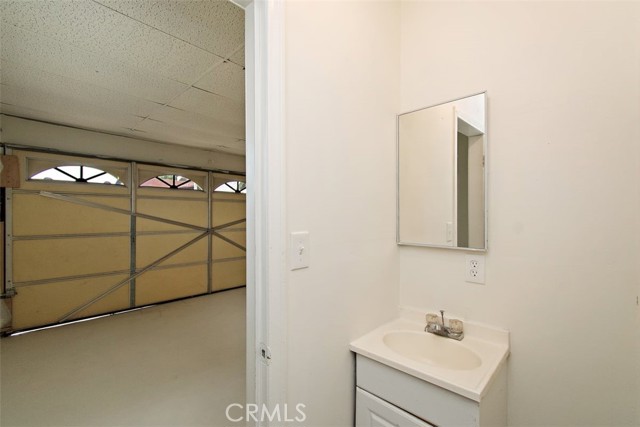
[[0, 0, 246, 155]]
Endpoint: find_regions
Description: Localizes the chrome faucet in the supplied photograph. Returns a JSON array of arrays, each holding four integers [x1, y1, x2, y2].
[[424, 310, 464, 341]]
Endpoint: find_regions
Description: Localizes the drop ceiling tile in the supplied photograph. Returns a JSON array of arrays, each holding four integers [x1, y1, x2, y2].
[[100, 23, 224, 84], [135, 118, 244, 154], [0, 90, 142, 132], [96, 0, 244, 58], [193, 61, 245, 103], [149, 106, 244, 140], [169, 87, 244, 126], [1, 23, 188, 104], [1, 59, 160, 118], [229, 45, 245, 67], [160, 40, 226, 85], [1, 0, 138, 60]]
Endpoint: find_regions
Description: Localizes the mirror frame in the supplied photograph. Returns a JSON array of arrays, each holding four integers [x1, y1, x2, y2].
[[396, 91, 488, 252]]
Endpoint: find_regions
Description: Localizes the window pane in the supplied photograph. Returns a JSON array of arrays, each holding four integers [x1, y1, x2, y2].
[[140, 175, 204, 191], [214, 181, 247, 194], [31, 166, 123, 185], [31, 169, 76, 182]]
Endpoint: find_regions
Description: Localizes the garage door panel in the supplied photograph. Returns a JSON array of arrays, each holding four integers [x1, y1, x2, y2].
[[213, 235, 245, 260], [212, 259, 246, 291], [11, 275, 130, 330], [212, 200, 245, 228], [13, 194, 130, 236], [215, 230, 245, 248], [136, 233, 208, 268], [137, 199, 207, 231], [13, 237, 130, 282], [135, 265, 207, 306]]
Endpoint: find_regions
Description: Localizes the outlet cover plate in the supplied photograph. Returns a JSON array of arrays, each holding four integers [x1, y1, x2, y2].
[[465, 254, 485, 284]]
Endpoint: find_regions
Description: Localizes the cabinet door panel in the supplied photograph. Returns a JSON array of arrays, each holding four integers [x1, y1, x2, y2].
[[356, 388, 435, 427]]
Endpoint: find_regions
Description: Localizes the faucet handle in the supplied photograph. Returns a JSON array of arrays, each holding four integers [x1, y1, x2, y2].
[[449, 318, 464, 334], [426, 313, 440, 325]]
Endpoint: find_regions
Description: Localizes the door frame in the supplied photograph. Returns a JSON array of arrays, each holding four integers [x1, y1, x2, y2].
[[243, 0, 287, 422]]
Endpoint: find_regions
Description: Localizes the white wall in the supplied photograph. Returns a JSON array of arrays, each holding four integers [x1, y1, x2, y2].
[[0, 115, 245, 173], [283, 1, 399, 425], [399, 2, 640, 426]]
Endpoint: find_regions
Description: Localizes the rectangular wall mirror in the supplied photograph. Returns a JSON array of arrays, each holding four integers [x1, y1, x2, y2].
[[397, 92, 487, 250]]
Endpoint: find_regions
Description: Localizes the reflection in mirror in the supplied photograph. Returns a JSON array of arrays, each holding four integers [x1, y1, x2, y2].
[[397, 92, 487, 250]]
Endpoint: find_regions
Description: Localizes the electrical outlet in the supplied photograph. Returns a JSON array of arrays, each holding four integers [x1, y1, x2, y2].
[[465, 254, 485, 284]]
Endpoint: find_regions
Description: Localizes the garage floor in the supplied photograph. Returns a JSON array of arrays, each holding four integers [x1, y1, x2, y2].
[[0, 288, 246, 427]]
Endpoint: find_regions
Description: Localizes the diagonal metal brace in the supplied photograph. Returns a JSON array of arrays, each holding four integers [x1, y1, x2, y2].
[[58, 232, 209, 323], [39, 190, 247, 322], [212, 230, 246, 252], [40, 191, 208, 232]]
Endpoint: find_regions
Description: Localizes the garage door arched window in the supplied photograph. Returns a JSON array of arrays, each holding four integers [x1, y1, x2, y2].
[[214, 181, 246, 194], [30, 165, 123, 185], [139, 174, 204, 191]]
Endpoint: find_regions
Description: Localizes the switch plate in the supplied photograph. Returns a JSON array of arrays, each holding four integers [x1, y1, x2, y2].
[[290, 232, 310, 270], [446, 222, 453, 243], [465, 254, 485, 284]]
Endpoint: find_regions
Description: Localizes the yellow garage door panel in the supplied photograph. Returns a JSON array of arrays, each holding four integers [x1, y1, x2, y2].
[[137, 199, 207, 232], [215, 230, 245, 246], [13, 237, 130, 282], [13, 194, 130, 236], [11, 275, 130, 330], [213, 235, 246, 260], [135, 265, 207, 306], [136, 233, 208, 268], [212, 193, 245, 203], [212, 260, 246, 291], [212, 200, 246, 228]]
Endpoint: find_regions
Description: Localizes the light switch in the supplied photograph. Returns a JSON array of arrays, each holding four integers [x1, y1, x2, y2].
[[290, 231, 310, 270], [446, 222, 453, 243]]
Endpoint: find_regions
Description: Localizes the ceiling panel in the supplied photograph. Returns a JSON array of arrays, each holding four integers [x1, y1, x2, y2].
[[1, 0, 223, 86], [169, 88, 244, 126], [95, 20, 225, 85], [0, 0, 245, 154], [96, 0, 244, 59], [229, 47, 245, 67], [1, 85, 142, 128], [1, 97, 141, 133], [194, 62, 245, 103], [1, 59, 160, 119], [0, 0, 138, 56], [135, 118, 244, 155], [1, 24, 189, 104], [149, 106, 244, 140]]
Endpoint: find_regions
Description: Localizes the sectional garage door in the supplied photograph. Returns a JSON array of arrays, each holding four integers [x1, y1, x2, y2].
[[4, 149, 246, 332]]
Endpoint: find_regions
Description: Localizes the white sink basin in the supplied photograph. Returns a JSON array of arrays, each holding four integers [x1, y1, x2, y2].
[[383, 331, 482, 370], [350, 316, 510, 401]]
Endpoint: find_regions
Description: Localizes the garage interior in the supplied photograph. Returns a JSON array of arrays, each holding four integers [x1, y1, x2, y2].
[[0, 1, 247, 425]]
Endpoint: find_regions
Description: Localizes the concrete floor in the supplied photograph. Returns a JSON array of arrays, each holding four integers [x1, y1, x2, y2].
[[0, 288, 246, 427]]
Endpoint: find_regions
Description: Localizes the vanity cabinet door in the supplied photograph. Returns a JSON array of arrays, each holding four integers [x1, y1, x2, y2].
[[356, 388, 435, 427]]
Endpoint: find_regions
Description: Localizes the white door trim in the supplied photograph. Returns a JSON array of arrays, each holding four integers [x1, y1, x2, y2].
[[245, 0, 287, 423]]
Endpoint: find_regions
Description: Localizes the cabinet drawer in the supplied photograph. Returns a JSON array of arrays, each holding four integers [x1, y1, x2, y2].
[[356, 388, 435, 427], [356, 355, 479, 427]]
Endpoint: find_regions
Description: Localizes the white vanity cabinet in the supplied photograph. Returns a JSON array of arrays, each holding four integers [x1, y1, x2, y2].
[[355, 355, 507, 427]]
